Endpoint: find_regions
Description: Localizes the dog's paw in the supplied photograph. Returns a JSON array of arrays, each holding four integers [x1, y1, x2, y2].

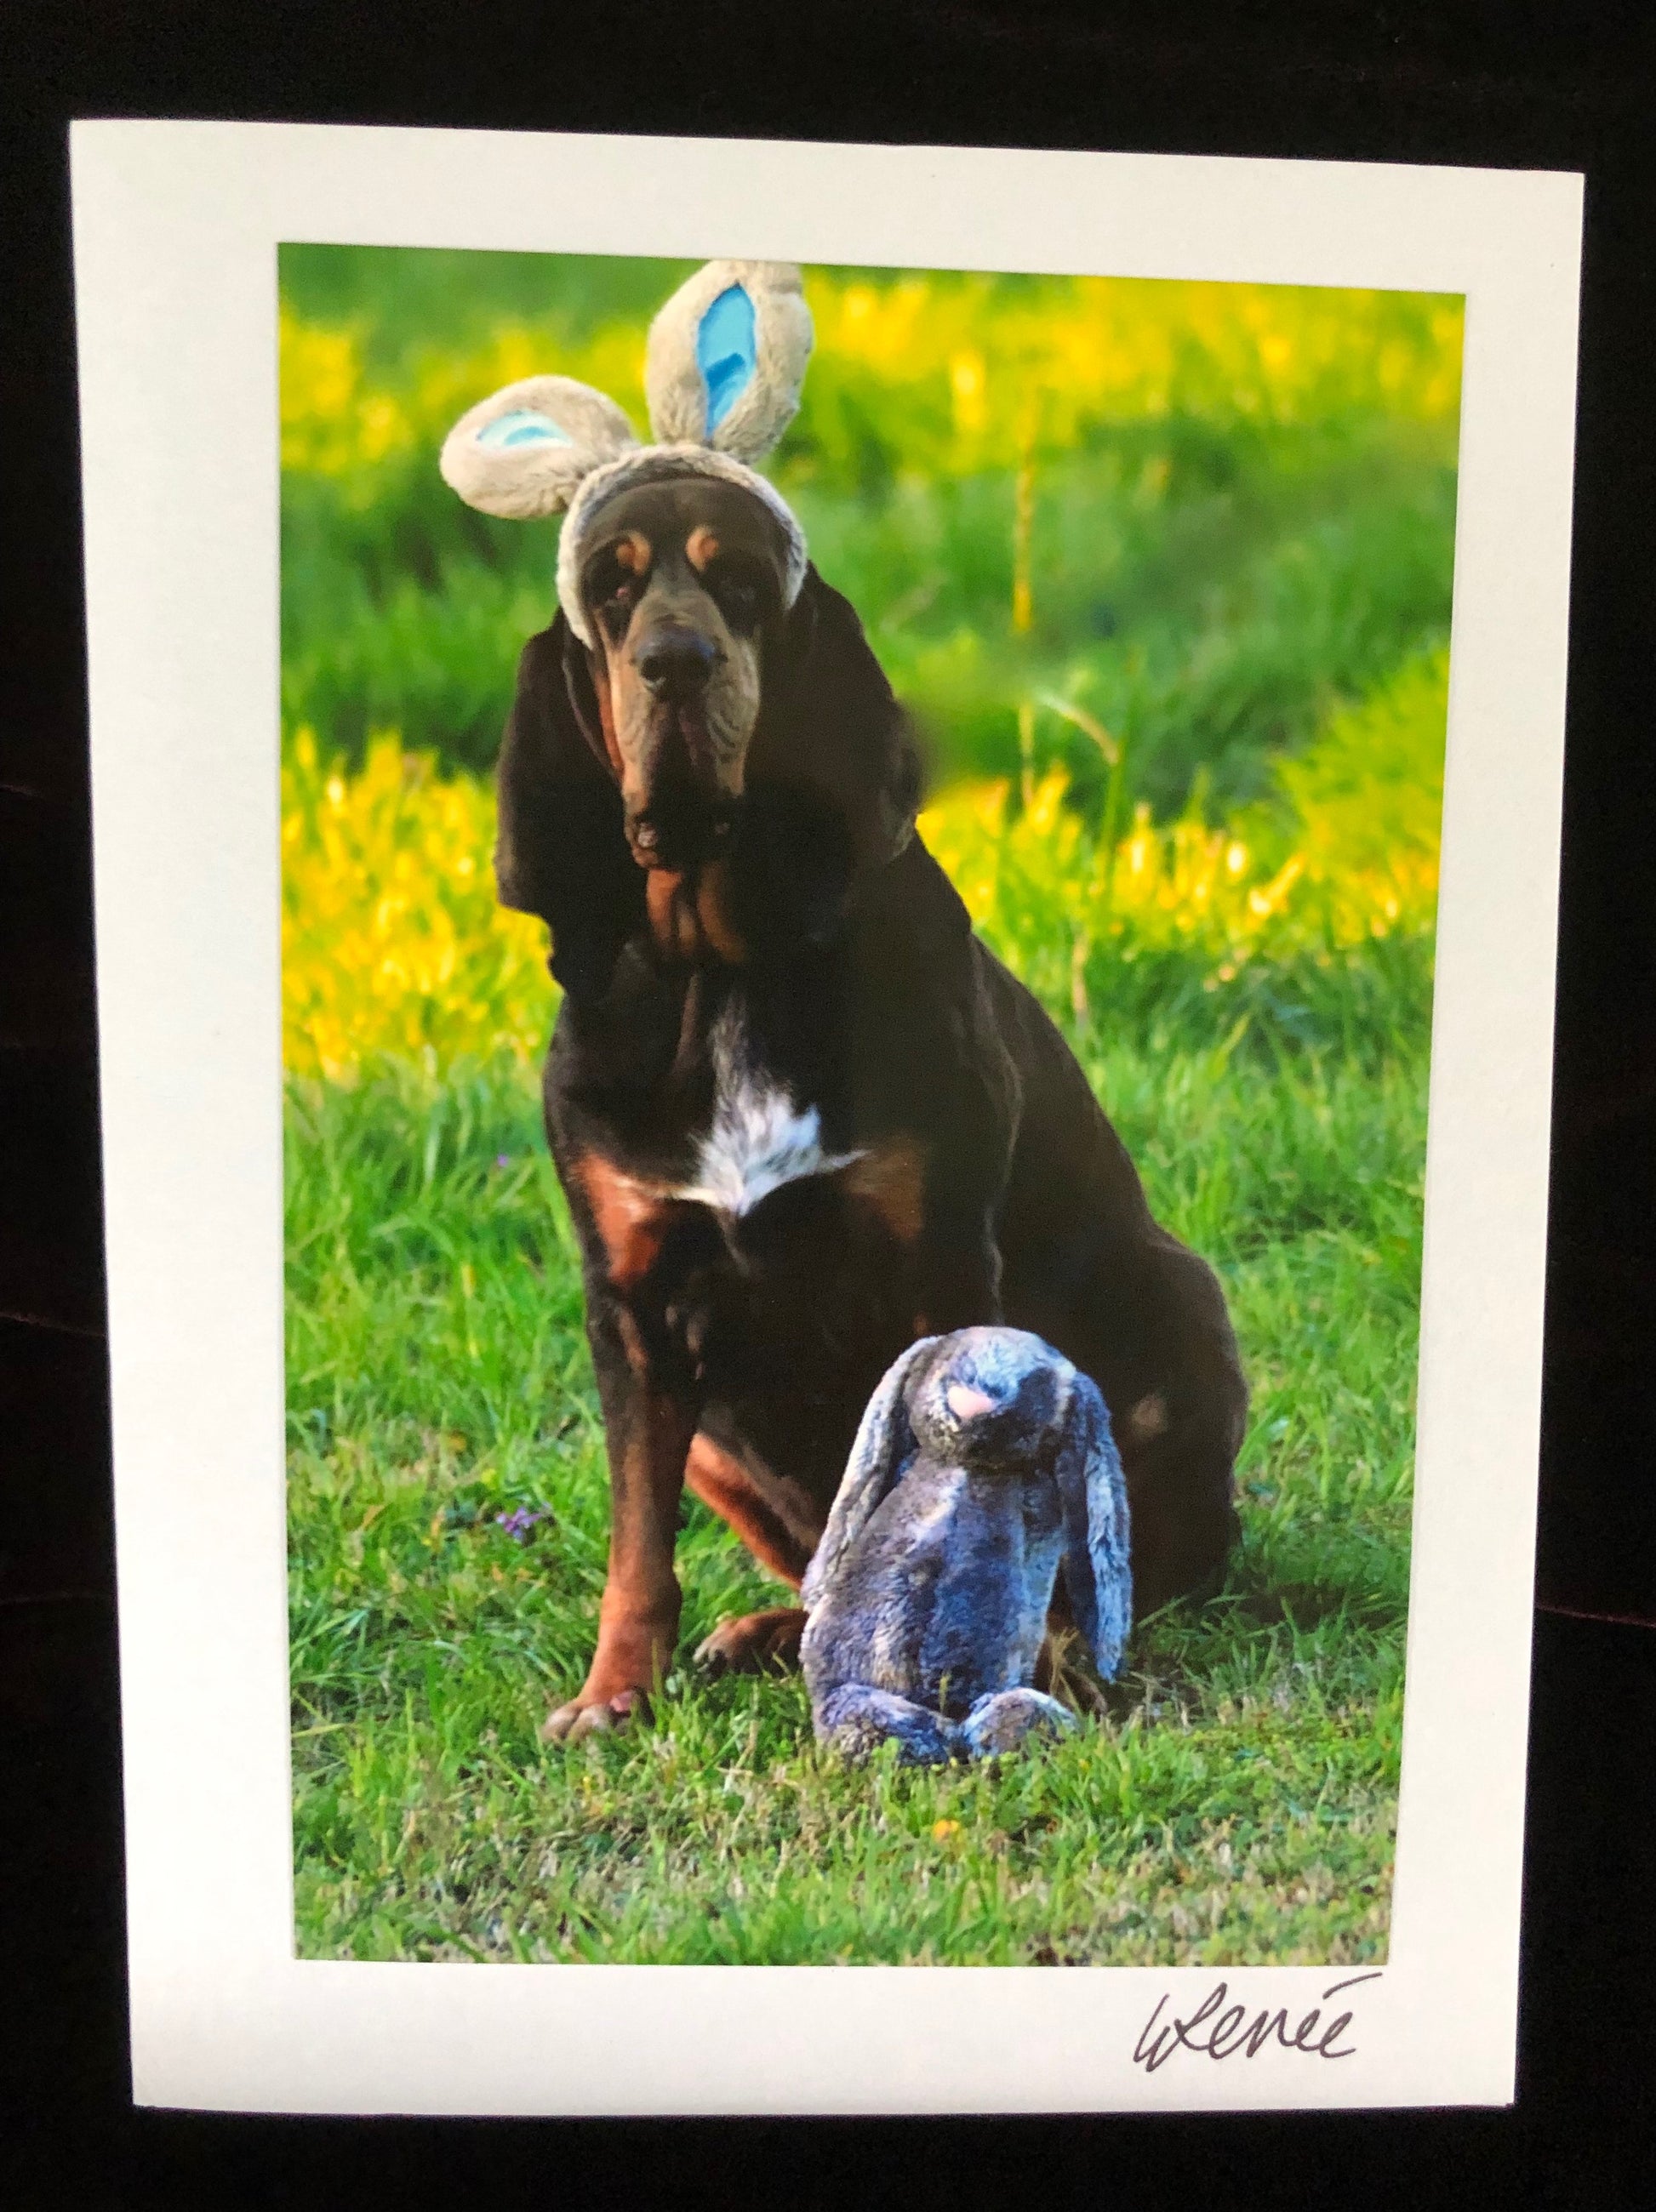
[[694, 1606, 806, 1676], [540, 1686, 651, 1744]]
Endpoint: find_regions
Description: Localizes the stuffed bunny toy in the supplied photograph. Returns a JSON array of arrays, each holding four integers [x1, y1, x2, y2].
[[440, 258, 814, 638], [799, 1327, 1133, 1764]]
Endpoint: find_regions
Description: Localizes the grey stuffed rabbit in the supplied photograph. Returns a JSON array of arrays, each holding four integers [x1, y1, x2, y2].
[[799, 1327, 1132, 1764]]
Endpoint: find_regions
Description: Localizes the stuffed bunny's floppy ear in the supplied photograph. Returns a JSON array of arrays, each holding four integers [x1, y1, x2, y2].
[[645, 260, 814, 464], [802, 1337, 938, 1609], [1056, 1377, 1134, 1680], [441, 374, 639, 521]]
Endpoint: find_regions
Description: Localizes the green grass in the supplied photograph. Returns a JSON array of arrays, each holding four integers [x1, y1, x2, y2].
[[280, 247, 1444, 1964], [286, 1020, 1420, 1965], [282, 413, 1456, 820]]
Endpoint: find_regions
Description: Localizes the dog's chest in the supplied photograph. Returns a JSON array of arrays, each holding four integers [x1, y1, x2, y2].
[[568, 996, 928, 1300], [671, 1001, 858, 1217]]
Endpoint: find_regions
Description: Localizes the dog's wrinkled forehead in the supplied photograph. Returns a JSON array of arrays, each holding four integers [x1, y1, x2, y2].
[[575, 476, 794, 607]]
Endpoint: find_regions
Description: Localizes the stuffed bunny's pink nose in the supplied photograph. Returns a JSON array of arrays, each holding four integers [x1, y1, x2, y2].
[[946, 1384, 996, 1423]]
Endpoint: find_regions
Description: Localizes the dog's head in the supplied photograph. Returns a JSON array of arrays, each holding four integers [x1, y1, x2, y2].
[[573, 474, 793, 872], [443, 257, 921, 996], [495, 491, 922, 999]]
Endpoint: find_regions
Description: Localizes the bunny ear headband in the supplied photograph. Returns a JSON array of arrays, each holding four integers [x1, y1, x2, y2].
[[439, 259, 814, 647]]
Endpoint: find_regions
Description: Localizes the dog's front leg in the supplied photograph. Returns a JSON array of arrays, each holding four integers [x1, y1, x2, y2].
[[542, 1291, 697, 1743]]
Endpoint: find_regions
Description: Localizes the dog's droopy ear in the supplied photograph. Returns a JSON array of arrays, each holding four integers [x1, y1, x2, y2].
[[758, 564, 923, 876], [494, 613, 645, 1002], [1055, 1375, 1133, 1680], [442, 374, 638, 521]]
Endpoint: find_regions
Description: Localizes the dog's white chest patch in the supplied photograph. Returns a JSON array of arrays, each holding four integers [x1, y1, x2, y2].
[[672, 1005, 862, 1218]]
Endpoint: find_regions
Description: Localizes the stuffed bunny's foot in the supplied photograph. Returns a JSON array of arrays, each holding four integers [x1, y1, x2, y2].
[[814, 1684, 962, 1765], [961, 1688, 1078, 1759]]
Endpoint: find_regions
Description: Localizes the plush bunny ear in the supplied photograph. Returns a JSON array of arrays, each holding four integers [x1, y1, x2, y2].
[[802, 1337, 938, 1611], [1055, 1376, 1134, 1681], [440, 374, 639, 520], [644, 260, 814, 464]]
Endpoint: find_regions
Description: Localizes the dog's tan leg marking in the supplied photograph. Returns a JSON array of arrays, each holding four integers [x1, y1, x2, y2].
[[842, 1137, 928, 1246], [547, 1156, 692, 1744], [695, 1608, 807, 1676], [683, 1434, 815, 1588], [545, 1385, 695, 1744], [684, 1434, 814, 1675], [573, 1153, 676, 1293]]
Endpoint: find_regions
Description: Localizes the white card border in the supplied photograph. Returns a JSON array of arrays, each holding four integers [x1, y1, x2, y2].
[[71, 119, 1582, 2115]]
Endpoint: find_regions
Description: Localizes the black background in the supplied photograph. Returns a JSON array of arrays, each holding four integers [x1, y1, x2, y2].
[[5, 4, 1655, 2202]]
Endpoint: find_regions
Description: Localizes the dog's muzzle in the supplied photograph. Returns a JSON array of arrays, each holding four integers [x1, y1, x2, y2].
[[625, 750, 736, 870], [625, 630, 739, 869]]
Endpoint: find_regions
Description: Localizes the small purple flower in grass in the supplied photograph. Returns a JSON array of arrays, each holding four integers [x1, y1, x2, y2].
[[494, 1154, 512, 1170], [496, 1507, 549, 1542]]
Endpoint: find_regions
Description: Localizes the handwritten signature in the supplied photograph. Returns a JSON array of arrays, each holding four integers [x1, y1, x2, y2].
[[1132, 1973, 1382, 2072]]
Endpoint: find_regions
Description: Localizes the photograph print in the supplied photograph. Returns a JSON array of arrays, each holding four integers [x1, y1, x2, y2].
[[280, 242, 1461, 1968]]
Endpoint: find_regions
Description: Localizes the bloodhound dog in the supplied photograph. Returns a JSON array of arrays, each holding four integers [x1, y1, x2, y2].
[[494, 470, 1248, 1741]]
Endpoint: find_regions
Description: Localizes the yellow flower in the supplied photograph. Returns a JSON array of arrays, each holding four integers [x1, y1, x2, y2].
[[282, 729, 556, 1079], [283, 650, 1444, 1081]]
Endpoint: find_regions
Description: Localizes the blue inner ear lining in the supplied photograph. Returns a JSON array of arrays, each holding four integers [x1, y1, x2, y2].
[[696, 285, 757, 432], [476, 408, 570, 450]]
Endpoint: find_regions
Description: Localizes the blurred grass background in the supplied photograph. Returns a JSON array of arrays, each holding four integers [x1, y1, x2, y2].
[[281, 249, 1460, 817], [280, 248, 1460, 1964]]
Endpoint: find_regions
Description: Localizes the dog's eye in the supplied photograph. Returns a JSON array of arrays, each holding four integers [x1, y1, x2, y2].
[[597, 593, 636, 647], [589, 558, 644, 641], [705, 556, 768, 631]]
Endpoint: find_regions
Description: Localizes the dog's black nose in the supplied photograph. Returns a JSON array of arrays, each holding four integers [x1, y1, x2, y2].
[[637, 630, 718, 700]]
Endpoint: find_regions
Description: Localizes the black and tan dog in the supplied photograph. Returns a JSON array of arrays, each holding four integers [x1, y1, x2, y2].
[[494, 469, 1248, 1742]]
